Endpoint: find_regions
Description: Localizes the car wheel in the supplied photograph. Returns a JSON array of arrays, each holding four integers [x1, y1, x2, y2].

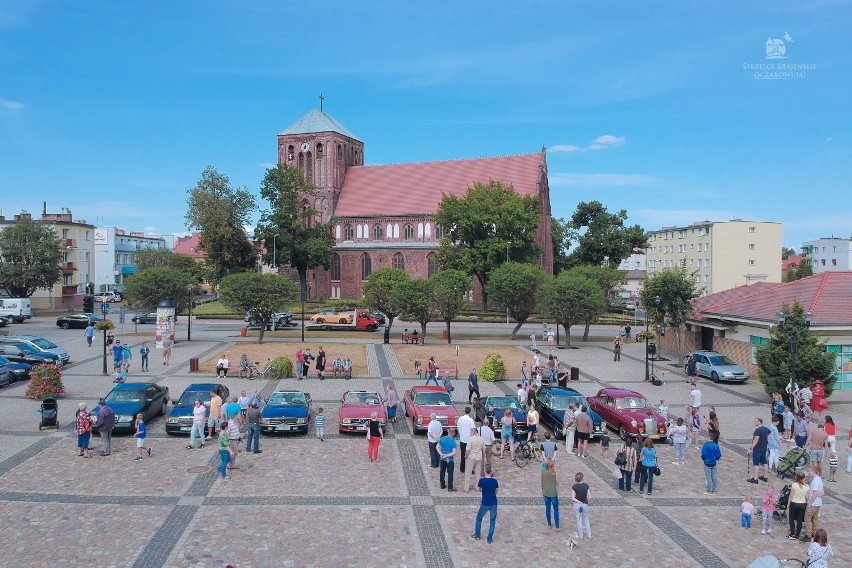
[[61, 322, 70, 329], [404, 407, 409, 417], [619, 424, 628, 441], [315, 317, 324, 323], [159, 401, 167, 415], [339, 318, 347, 324], [711, 372, 719, 383]]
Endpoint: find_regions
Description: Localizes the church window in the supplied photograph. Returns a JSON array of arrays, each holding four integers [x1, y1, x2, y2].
[[305, 151, 313, 184], [393, 253, 405, 270], [393, 224, 400, 239], [373, 225, 383, 240], [288, 145, 295, 161], [361, 253, 372, 280], [331, 254, 341, 281], [362, 224, 369, 239], [338, 144, 343, 163], [298, 152, 304, 169], [386, 224, 392, 239], [425, 223, 432, 238], [417, 223, 424, 238], [316, 143, 323, 159], [356, 225, 363, 239], [335, 225, 341, 240], [427, 255, 438, 277], [435, 225, 445, 239], [404, 225, 414, 241], [344, 225, 354, 241]]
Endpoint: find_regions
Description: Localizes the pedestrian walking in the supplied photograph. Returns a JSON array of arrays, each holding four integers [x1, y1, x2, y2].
[[638, 438, 656, 496], [748, 418, 770, 484], [520, 362, 529, 389], [315, 407, 325, 441], [245, 400, 262, 453], [613, 336, 621, 361], [162, 336, 173, 365], [295, 348, 304, 379], [686, 353, 697, 380], [806, 423, 829, 477], [217, 421, 232, 479], [367, 411, 383, 462], [701, 433, 721, 494], [85, 322, 95, 347], [541, 458, 560, 531], [529, 332, 537, 350], [206, 389, 223, 441], [75, 403, 93, 458], [616, 440, 637, 492], [823, 415, 836, 452], [187, 399, 206, 449], [227, 416, 241, 469], [547, 328, 555, 350], [94, 399, 115, 456], [122, 344, 132, 372], [442, 369, 454, 394], [139, 342, 149, 372], [439, 428, 458, 491], [467, 368, 480, 403], [471, 466, 498, 543], [425, 356, 438, 386], [133, 413, 151, 461], [457, 407, 475, 473], [427, 413, 442, 468], [111, 340, 124, 369], [463, 427, 484, 492], [571, 471, 592, 540]]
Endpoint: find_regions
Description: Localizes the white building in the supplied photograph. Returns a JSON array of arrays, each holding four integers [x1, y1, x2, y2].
[[94, 228, 167, 294], [801, 237, 852, 273]]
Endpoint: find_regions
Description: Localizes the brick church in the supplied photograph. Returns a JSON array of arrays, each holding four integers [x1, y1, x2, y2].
[[276, 109, 554, 301]]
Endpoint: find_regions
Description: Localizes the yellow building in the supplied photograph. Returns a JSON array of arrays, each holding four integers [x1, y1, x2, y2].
[[646, 220, 782, 294]]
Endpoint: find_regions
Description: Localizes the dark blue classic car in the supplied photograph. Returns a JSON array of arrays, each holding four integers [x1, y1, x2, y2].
[[91, 382, 170, 433], [0, 356, 30, 382], [535, 386, 605, 440], [165, 383, 230, 435], [261, 390, 311, 434], [477, 395, 527, 438]]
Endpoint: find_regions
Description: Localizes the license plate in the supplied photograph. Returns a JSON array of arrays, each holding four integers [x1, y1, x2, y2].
[[179, 426, 191, 431], [356, 425, 366, 431], [276, 425, 292, 431]]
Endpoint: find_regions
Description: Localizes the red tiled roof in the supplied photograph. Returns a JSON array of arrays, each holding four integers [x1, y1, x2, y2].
[[696, 272, 852, 326], [333, 153, 544, 217], [689, 283, 781, 322], [782, 255, 802, 270], [173, 233, 207, 258]]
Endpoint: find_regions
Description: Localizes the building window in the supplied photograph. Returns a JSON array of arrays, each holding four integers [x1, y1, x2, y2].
[[749, 243, 756, 250], [361, 253, 372, 280], [417, 223, 424, 238], [373, 225, 383, 240], [335, 225, 341, 239], [356, 225, 363, 239], [821, 259, 826, 266], [344, 225, 354, 241], [298, 152, 304, 170], [386, 224, 392, 239], [427, 255, 438, 277], [337, 144, 343, 163], [749, 260, 756, 266], [435, 225, 444, 239], [832, 259, 837, 266], [403, 224, 414, 241], [425, 223, 432, 238], [316, 143, 323, 159], [331, 254, 341, 281], [393, 252, 405, 270], [393, 224, 400, 239], [749, 226, 756, 233]]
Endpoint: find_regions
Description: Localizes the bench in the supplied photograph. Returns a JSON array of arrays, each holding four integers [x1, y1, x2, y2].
[[402, 333, 423, 344], [437, 365, 459, 380]]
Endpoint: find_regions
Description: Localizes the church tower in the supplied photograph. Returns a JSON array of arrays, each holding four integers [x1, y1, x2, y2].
[[276, 108, 363, 223]]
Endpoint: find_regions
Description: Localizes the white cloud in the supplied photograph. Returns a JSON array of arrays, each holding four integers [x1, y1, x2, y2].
[[548, 144, 583, 153], [548, 134, 624, 154], [257, 162, 275, 169], [592, 135, 625, 146], [0, 98, 25, 110], [550, 173, 657, 187]]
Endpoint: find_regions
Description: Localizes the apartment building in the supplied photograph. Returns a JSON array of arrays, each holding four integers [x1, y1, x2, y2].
[[646, 220, 782, 294], [801, 237, 852, 273], [93, 227, 168, 294]]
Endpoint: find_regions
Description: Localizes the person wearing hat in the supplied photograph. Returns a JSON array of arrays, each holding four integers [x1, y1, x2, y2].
[[245, 399, 262, 454], [93, 399, 115, 456]]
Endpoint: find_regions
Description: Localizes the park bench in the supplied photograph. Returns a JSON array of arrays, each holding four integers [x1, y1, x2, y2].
[[402, 332, 423, 344]]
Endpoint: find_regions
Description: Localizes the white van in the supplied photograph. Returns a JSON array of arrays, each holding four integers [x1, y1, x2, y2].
[[0, 298, 31, 323]]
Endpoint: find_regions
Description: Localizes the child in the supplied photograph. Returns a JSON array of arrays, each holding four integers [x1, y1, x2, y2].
[[134, 413, 151, 461], [691, 407, 701, 447], [217, 421, 231, 479], [760, 485, 776, 534], [658, 400, 669, 422], [782, 405, 794, 441], [316, 407, 325, 441], [828, 451, 838, 482], [741, 496, 753, 529], [600, 433, 611, 458]]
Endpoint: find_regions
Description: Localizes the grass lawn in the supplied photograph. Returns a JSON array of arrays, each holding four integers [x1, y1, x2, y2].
[[392, 344, 530, 381], [199, 342, 370, 375]]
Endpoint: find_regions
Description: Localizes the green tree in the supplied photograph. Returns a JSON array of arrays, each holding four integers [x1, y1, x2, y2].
[[781, 247, 796, 260], [640, 266, 701, 361], [185, 166, 257, 283], [571, 265, 626, 340], [0, 219, 63, 297], [363, 268, 410, 330], [537, 271, 606, 347], [255, 164, 336, 305], [485, 262, 547, 339], [389, 279, 436, 340], [566, 201, 646, 268], [756, 302, 836, 399], [430, 269, 470, 344], [433, 180, 541, 311], [218, 272, 298, 343], [551, 216, 576, 275], [784, 260, 813, 282], [123, 267, 195, 313], [133, 249, 208, 283]]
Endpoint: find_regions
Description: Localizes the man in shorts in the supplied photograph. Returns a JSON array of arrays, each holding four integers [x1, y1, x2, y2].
[[805, 423, 829, 476], [526, 403, 539, 442], [206, 389, 223, 441], [575, 406, 593, 458], [748, 417, 770, 484]]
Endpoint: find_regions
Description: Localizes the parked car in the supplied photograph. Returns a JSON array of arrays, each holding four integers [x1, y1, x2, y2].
[[370, 312, 386, 325], [339, 390, 386, 433], [683, 350, 750, 383], [0, 356, 31, 382], [244, 311, 293, 329], [91, 382, 170, 434], [261, 390, 312, 434], [0, 315, 9, 327], [476, 395, 527, 438], [0, 358, 12, 387], [165, 383, 229, 435], [535, 386, 605, 440], [131, 313, 158, 324], [402, 385, 459, 434], [587, 388, 668, 440], [0, 335, 70, 366], [56, 313, 100, 329], [310, 310, 352, 324], [0, 343, 60, 366]]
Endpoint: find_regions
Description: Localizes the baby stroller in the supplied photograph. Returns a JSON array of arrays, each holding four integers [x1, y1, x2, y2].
[[777, 446, 809, 479], [747, 557, 804, 568], [772, 484, 791, 524], [39, 397, 59, 430]]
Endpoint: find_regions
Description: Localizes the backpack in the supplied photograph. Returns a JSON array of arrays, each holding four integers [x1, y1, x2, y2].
[[614, 449, 627, 467]]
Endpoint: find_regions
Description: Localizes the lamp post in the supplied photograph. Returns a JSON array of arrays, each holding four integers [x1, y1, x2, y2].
[[506, 240, 511, 325], [99, 293, 110, 375], [272, 234, 279, 271], [778, 310, 813, 409], [187, 284, 193, 341], [300, 280, 311, 343], [644, 295, 661, 381]]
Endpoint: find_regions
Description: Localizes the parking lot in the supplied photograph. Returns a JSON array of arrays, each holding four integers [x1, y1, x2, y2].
[[0, 317, 849, 567]]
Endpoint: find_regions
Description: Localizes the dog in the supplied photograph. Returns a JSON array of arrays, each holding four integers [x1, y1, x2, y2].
[[566, 532, 579, 549]]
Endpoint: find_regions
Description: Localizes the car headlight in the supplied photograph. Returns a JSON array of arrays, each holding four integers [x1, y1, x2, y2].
[[417, 416, 423, 425], [166, 417, 178, 424], [261, 418, 271, 424], [297, 418, 307, 424], [722, 372, 733, 377], [638, 427, 645, 433], [630, 420, 638, 427], [117, 415, 133, 422]]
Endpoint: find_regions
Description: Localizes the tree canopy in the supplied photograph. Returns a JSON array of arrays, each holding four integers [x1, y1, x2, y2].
[[639, 266, 701, 360], [571, 265, 626, 340], [551, 216, 575, 275], [123, 267, 196, 313], [537, 271, 606, 347], [389, 279, 436, 340], [133, 249, 207, 283], [430, 269, 470, 343], [565, 201, 646, 268], [781, 247, 796, 260], [218, 272, 298, 343], [185, 166, 257, 283], [485, 262, 547, 338], [0, 220, 63, 297], [784, 260, 813, 282], [433, 180, 541, 311], [363, 267, 410, 330]]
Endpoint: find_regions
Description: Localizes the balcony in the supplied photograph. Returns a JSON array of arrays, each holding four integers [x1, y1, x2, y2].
[[62, 262, 75, 274], [61, 285, 77, 297]]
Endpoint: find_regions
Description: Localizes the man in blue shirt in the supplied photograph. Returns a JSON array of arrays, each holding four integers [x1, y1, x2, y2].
[[112, 340, 124, 369], [438, 428, 458, 492], [473, 465, 499, 543], [701, 433, 722, 494], [85, 323, 95, 347], [749, 418, 771, 484]]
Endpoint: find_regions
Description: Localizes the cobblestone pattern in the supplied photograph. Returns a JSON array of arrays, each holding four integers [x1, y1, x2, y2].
[[132, 505, 198, 568], [367, 343, 381, 377], [412, 504, 454, 568], [382, 343, 405, 377], [635, 506, 729, 568]]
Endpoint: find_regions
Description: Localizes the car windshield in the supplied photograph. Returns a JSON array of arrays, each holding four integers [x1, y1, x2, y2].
[[267, 392, 307, 406], [31, 338, 57, 349], [486, 396, 521, 410], [344, 392, 380, 405], [0, 357, 9, 365], [105, 389, 145, 404], [615, 397, 649, 410], [13, 343, 39, 354], [708, 355, 736, 366], [413, 392, 452, 406], [550, 395, 585, 410], [178, 392, 210, 406]]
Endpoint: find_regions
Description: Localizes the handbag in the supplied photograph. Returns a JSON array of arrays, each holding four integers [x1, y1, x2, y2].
[[653, 456, 661, 476], [614, 449, 627, 467]]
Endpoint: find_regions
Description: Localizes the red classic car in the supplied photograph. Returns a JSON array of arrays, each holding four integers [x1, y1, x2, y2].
[[403, 385, 459, 434], [587, 388, 668, 440], [338, 390, 387, 434]]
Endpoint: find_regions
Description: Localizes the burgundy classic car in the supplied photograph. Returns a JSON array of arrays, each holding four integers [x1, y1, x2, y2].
[[338, 390, 386, 434], [587, 388, 667, 440], [403, 385, 459, 434]]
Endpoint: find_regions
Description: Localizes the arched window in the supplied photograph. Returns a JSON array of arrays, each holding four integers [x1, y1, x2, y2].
[[435, 225, 444, 239], [373, 225, 383, 240], [393, 253, 405, 270], [417, 223, 424, 238], [393, 224, 400, 239], [287, 145, 295, 161], [298, 152, 304, 170], [427, 255, 438, 277], [305, 151, 313, 184], [316, 143, 323, 160], [386, 224, 392, 239], [404, 225, 414, 241], [331, 254, 341, 281], [337, 144, 343, 163], [356, 225, 363, 239], [344, 225, 354, 241], [361, 253, 372, 280], [362, 224, 369, 239], [335, 225, 341, 239], [425, 223, 432, 238]]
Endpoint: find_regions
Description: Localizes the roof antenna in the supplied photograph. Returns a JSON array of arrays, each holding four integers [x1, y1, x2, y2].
[[320, 93, 324, 112]]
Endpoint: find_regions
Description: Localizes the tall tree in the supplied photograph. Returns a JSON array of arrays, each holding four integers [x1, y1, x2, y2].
[[551, 216, 576, 275], [389, 279, 436, 340], [537, 271, 606, 347], [218, 272, 298, 343], [639, 266, 701, 361], [0, 219, 63, 297], [185, 166, 257, 283], [255, 164, 336, 306], [133, 249, 208, 282], [430, 269, 470, 344], [485, 262, 547, 339], [784, 260, 813, 282], [781, 247, 796, 260], [363, 268, 411, 330], [566, 200, 646, 268], [756, 301, 836, 399], [123, 267, 195, 313], [571, 265, 626, 340], [433, 180, 541, 311]]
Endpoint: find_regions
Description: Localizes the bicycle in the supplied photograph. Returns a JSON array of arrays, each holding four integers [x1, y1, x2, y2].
[[514, 433, 543, 468], [240, 361, 262, 380], [262, 358, 282, 381]]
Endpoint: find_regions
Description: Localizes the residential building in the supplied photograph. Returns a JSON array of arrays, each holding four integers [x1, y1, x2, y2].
[[618, 248, 646, 271], [782, 255, 802, 280], [93, 227, 167, 294], [801, 237, 852, 273], [646, 220, 782, 294]]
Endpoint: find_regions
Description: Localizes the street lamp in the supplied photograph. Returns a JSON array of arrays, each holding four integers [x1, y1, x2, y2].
[[99, 293, 110, 375], [300, 280, 312, 342], [644, 295, 661, 381], [272, 234, 280, 271], [777, 310, 813, 410], [187, 284, 194, 341], [506, 240, 511, 325]]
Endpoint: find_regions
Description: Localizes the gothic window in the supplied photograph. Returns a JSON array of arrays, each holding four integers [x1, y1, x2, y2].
[[362, 224, 369, 239], [393, 253, 405, 270], [344, 225, 354, 241], [386, 224, 392, 239], [338, 144, 343, 163], [404, 225, 414, 241], [435, 225, 444, 239], [335, 225, 341, 239], [356, 225, 363, 239], [417, 223, 424, 238], [361, 253, 372, 280], [316, 143, 323, 159], [427, 255, 438, 277], [393, 224, 400, 239], [373, 224, 383, 240], [298, 152, 304, 169], [305, 151, 313, 184], [331, 254, 341, 281], [288, 145, 295, 161]]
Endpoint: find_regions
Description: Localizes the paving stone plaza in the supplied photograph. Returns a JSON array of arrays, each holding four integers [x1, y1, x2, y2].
[[0, 321, 849, 567]]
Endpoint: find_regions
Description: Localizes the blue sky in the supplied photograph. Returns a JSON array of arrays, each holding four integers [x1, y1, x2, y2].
[[1, 0, 850, 249]]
